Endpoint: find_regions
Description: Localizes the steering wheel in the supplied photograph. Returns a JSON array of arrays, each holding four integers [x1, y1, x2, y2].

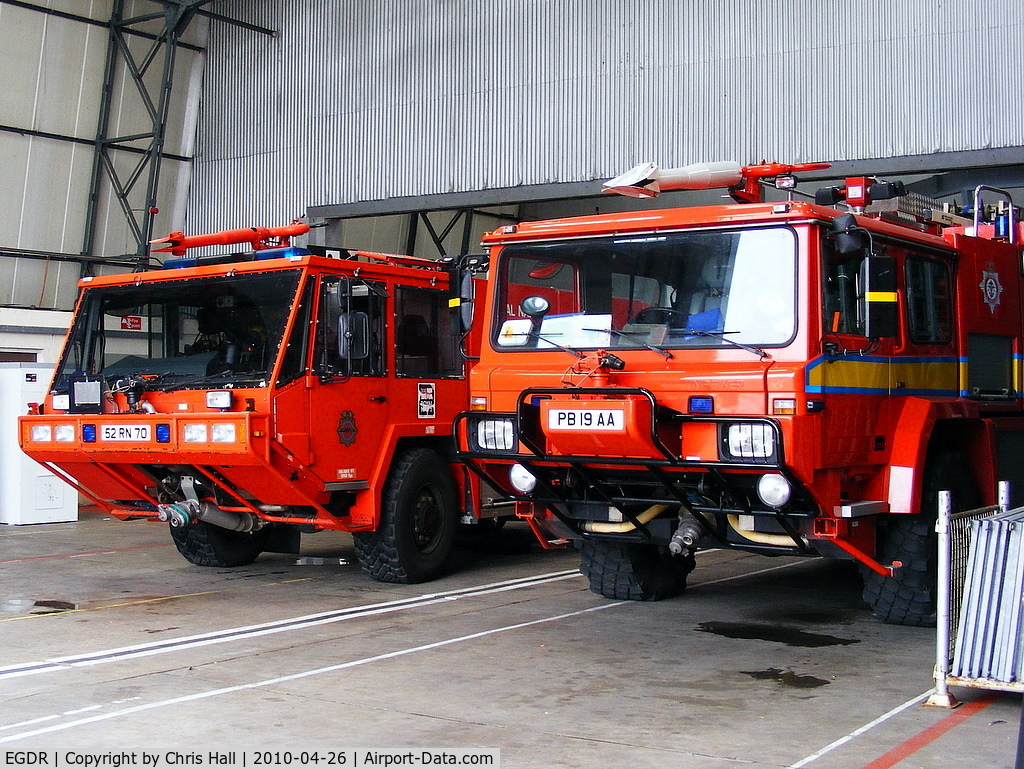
[[633, 306, 687, 325]]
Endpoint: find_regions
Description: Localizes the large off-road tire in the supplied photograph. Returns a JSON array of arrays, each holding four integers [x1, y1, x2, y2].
[[862, 450, 977, 626], [353, 448, 458, 584], [170, 520, 273, 567], [580, 539, 696, 601]]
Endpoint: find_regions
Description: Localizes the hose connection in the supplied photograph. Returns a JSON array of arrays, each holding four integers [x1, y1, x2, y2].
[[158, 500, 199, 528], [668, 512, 704, 557]]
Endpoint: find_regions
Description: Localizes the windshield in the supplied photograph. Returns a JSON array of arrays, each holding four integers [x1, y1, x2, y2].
[[53, 269, 302, 393], [493, 227, 797, 353]]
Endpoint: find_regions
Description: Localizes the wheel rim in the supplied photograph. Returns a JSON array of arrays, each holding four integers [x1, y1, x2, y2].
[[410, 485, 443, 553]]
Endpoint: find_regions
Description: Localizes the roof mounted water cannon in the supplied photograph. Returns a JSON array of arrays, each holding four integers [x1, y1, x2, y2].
[[150, 221, 311, 257], [603, 161, 743, 198], [603, 161, 830, 203]]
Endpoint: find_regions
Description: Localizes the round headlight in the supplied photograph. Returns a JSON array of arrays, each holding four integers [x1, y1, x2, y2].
[[509, 463, 537, 494], [756, 473, 792, 508]]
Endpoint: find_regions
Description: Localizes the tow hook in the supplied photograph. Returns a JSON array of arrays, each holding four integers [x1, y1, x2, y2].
[[668, 512, 703, 557]]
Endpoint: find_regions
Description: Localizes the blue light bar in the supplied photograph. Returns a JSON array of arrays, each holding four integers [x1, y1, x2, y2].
[[255, 246, 310, 260], [688, 396, 714, 414]]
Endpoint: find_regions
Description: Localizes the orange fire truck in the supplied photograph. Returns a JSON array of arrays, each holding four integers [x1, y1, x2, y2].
[[19, 223, 494, 584], [454, 161, 1024, 625]]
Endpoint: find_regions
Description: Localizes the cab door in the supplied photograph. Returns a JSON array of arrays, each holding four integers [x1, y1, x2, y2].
[[306, 276, 391, 490]]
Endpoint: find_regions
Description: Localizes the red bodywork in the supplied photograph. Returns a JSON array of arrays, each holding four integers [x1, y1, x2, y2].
[[455, 183, 1024, 580], [20, 245, 487, 536]]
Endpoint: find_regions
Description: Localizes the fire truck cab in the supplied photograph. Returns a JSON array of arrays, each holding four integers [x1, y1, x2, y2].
[[20, 224, 492, 584], [455, 162, 1024, 625]]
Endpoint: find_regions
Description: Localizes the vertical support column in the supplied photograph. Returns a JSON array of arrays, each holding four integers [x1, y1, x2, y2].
[[927, 489, 961, 708], [82, 1, 209, 265]]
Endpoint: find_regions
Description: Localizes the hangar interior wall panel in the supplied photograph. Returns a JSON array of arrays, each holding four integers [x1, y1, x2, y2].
[[0, 1, 205, 258], [186, 0, 1024, 234]]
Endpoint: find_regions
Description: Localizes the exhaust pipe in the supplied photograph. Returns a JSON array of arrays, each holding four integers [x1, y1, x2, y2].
[[195, 502, 257, 533], [157, 499, 257, 533]]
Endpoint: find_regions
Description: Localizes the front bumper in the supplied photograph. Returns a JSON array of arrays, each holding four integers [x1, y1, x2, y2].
[[454, 387, 817, 548]]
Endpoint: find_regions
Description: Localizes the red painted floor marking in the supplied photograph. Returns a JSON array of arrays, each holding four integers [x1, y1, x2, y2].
[[860, 692, 998, 769]]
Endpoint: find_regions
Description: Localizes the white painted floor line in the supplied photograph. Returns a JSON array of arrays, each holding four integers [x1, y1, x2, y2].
[[1, 555, 805, 681], [0, 569, 582, 680], [0, 602, 625, 744], [786, 689, 933, 768]]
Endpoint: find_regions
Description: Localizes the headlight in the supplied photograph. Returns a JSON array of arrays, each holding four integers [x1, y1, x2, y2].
[[31, 425, 52, 442], [509, 463, 537, 493], [54, 424, 76, 442], [725, 423, 775, 460], [206, 390, 232, 410], [476, 417, 515, 451], [757, 473, 792, 508], [182, 424, 208, 443], [211, 423, 237, 443]]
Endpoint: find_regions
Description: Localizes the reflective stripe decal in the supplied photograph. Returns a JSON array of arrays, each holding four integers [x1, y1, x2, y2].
[[806, 355, 961, 396], [865, 291, 898, 302]]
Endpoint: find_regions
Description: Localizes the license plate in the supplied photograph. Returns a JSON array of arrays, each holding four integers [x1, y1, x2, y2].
[[101, 424, 151, 441], [547, 408, 624, 431]]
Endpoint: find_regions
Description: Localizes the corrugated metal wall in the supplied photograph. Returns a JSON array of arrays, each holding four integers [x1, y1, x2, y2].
[[186, 0, 1024, 233]]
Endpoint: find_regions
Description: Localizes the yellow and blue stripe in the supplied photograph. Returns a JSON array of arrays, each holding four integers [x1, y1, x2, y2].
[[806, 355, 965, 397]]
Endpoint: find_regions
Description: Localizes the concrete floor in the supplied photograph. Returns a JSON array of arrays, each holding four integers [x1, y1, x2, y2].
[[0, 512, 1020, 768]]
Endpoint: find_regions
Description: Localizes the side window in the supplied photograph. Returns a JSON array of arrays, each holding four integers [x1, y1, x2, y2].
[[277, 278, 314, 385], [315, 278, 387, 378], [905, 257, 952, 344], [500, 255, 578, 322], [395, 286, 461, 378]]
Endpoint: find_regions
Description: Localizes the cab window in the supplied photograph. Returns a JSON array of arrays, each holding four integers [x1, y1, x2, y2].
[[905, 256, 952, 344]]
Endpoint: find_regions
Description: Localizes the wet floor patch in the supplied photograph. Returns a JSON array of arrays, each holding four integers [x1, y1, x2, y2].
[[742, 667, 831, 688], [696, 620, 859, 647], [32, 599, 78, 613]]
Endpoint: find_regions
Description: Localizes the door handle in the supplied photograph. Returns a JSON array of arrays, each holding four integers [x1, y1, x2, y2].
[[369, 395, 387, 403]]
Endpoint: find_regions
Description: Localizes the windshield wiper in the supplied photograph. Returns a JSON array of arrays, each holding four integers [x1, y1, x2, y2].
[[584, 328, 673, 359], [531, 332, 584, 359], [681, 329, 768, 359]]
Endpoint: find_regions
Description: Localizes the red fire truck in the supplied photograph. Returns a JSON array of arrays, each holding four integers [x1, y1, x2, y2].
[[19, 224, 495, 584], [454, 161, 1023, 625]]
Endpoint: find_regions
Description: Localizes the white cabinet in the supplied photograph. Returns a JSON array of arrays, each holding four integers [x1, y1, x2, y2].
[[0, 364, 78, 524]]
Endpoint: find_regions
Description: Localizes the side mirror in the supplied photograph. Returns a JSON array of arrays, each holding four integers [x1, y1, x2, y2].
[[520, 295, 551, 321], [831, 213, 869, 256], [458, 271, 474, 331], [862, 257, 898, 339], [338, 311, 369, 359], [333, 277, 349, 308]]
